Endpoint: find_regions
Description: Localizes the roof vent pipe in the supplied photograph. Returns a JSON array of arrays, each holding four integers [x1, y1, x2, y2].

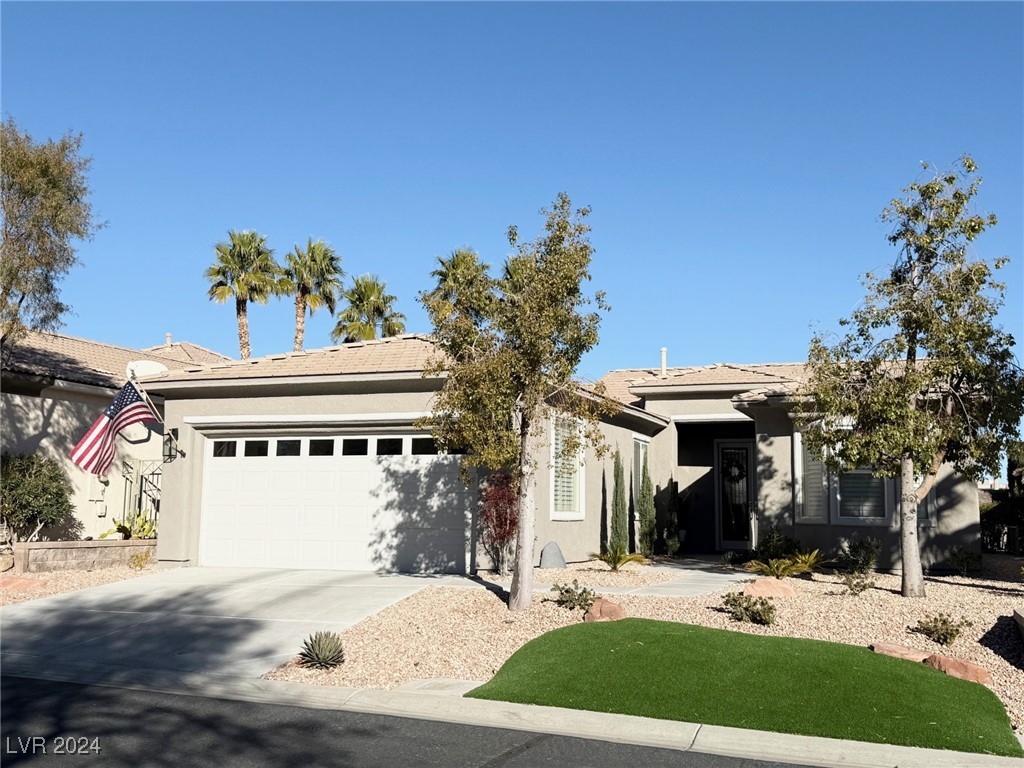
[[660, 347, 667, 378], [165, 332, 172, 348]]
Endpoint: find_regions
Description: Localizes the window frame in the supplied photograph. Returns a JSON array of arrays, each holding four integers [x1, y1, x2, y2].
[[549, 416, 586, 522]]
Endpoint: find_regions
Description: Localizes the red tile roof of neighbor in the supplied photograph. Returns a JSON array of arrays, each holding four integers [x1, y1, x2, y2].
[[139, 334, 441, 384], [1, 330, 232, 389]]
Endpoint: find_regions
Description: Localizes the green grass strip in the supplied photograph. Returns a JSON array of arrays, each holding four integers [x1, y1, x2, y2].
[[467, 618, 1022, 757]]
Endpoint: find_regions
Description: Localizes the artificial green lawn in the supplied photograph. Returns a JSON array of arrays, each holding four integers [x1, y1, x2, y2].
[[466, 619, 1023, 757]]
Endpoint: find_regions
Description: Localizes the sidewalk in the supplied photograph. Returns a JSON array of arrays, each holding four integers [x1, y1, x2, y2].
[[3, 654, 1020, 768]]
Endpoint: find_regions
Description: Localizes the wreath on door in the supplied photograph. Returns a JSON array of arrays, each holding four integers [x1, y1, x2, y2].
[[721, 457, 747, 484]]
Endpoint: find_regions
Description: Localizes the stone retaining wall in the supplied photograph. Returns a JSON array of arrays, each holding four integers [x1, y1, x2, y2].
[[14, 539, 156, 573]]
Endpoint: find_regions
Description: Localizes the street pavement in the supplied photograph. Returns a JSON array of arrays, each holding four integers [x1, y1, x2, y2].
[[0, 676, 797, 768]]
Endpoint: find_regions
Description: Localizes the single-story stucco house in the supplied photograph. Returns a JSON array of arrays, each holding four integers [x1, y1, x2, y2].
[[1, 330, 231, 539], [140, 335, 979, 574]]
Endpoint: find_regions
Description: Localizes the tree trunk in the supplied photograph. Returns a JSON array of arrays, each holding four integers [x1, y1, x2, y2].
[[899, 455, 926, 597], [236, 298, 251, 359], [509, 410, 537, 611], [293, 292, 307, 352]]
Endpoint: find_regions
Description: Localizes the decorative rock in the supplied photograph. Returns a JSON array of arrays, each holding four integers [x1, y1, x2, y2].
[[869, 642, 931, 663], [743, 578, 797, 598], [584, 597, 626, 623], [1013, 609, 1024, 645], [0, 574, 46, 593], [923, 654, 993, 685], [539, 541, 566, 569]]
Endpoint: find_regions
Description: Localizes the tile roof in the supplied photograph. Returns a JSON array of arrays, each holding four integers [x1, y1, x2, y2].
[[141, 341, 232, 365], [140, 335, 442, 384], [1, 330, 206, 389], [598, 363, 807, 405]]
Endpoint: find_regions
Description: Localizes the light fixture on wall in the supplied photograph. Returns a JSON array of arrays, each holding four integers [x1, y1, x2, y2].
[[163, 428, 182, 462]]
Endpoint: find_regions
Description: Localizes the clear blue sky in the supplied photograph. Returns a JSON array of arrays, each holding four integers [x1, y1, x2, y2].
[[3, 1, 1021, 381]]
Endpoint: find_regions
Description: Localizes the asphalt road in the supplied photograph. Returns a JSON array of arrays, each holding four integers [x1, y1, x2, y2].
[[1, 676, 798, 768]]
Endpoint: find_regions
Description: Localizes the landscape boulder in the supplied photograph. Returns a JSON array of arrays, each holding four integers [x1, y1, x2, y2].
[[868, 642, 931, 663], [584, 597, 626, 623], [1013, 609, 1024, 644], [743, 578, 797, 598], [539, 541, 566, 569], [923, 654, 993, 685]]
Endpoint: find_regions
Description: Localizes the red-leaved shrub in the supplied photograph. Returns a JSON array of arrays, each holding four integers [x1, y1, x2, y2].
[[480, 472, 519, 575]]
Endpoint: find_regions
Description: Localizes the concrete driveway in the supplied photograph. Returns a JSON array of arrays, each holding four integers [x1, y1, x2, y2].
[[1, 567, 472, 680]]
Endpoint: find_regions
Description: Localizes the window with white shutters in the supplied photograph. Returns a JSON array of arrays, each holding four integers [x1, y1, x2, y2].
[[551, 417, 584, 521], [797, 440, 827, 523], [837, 470, 887, 520]]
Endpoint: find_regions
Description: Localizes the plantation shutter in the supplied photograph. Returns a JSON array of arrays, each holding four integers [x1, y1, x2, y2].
[[553, 418, 579, 516], [800, 442, 827, 521], [838, 471, 886, 518], [632, 439, 648, 503]]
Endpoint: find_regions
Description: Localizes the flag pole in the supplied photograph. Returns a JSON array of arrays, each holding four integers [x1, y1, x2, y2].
[[128, 375, 183, 454]]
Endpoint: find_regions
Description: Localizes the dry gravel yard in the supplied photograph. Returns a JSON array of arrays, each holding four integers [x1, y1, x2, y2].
[[478, 559, 683, 588], [266, 568, 1024, 733], [0, 565, 155, 606]]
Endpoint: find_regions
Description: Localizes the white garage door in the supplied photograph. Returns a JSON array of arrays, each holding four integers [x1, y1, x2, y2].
[[199, 434, 474, 573]]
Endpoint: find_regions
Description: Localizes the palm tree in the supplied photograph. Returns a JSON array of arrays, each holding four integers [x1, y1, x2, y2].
[[282, 238, 344, 351], [424, 247, 493, 318], [205, 230, 281, 359], [331, 274, 406, 343]]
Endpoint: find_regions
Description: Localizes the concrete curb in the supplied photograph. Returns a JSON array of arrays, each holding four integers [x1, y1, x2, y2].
[[2, 655, 1020, 768]]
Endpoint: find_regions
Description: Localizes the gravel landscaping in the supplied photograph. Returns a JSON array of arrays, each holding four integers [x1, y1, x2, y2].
[[0, 565, 156, 606], [265, 569, 1024, 733], [478, 559, 683, 588]]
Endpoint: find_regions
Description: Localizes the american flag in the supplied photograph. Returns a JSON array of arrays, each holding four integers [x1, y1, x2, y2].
[[70, 382, 159, 476]]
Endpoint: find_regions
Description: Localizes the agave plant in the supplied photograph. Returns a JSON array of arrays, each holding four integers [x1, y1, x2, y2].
[[790, 549, 830, 575], [298, 631, 346, 669], [745, 557, 804, 579], [590, 543, 646, 572]]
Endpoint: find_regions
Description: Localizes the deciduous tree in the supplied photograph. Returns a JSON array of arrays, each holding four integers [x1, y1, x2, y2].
[[798, 157, 1024, 597], [420, 193, 618, 610], [1, 119, 102, 347]]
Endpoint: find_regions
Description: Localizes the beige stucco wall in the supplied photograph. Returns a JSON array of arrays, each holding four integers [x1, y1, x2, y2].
[[1, 387, 162, 540]]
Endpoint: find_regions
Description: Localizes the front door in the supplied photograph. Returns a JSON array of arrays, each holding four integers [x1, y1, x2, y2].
[[715, 440, 755, 550]]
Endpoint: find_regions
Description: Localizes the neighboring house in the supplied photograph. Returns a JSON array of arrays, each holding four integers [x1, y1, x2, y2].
[[141, 337, 979, 575], [1, 330, 232, 539]]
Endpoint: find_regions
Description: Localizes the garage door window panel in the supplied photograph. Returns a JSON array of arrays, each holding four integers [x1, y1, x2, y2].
[[276, 440, 301, 456], [244, 440, 269, 457], [310, 439, 336, 456], [213, 440, 237, 458], [376, 438, 403, 456], [342, 438, 368, 456]]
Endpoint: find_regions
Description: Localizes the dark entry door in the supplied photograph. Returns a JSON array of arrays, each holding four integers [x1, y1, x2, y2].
[[715, 440, 754, 549]]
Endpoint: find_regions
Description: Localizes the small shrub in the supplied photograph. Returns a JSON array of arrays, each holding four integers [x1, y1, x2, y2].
[[298, 631, 346, 669], [590, 543, 645, 572], [127, 550, 152, 571], [948, 546, 981, 577], [0, 453, 79, 542], [722, 592, 776, 625], [745, 558, 802, 579], [790, 549, 829, 575], [479, 472, 518, 576], [754, 526, 800, 561], [100, 513, 157, 541], [637, 458, 656, 558], [840, 571, 876, 596], [549, 580, 596, 612], [915, 613, 972, 646], [838, 536, 881, 574]]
